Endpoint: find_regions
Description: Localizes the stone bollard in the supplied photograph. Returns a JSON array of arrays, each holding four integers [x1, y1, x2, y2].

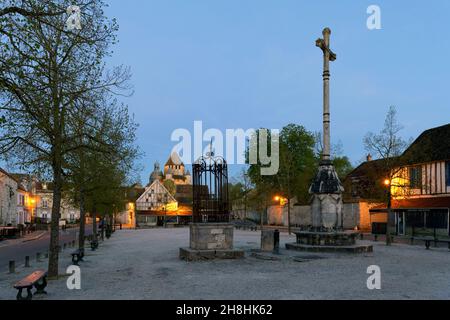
[[386, 234, 393, 246], [261, 229, 280, 254], [36, 252, 41, 262], [9, 261, 15, 274], [25, 256, 30, 268]]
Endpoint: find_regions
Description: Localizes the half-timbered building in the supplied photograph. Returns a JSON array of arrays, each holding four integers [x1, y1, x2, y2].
[[346, 124, 450, 237]]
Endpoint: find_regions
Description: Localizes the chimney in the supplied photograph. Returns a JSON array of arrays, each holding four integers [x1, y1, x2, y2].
[[366, 154, 372, 162]]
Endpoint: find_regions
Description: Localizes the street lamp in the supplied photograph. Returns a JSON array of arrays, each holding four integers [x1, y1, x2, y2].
[[161, 193, 169, 228], [163, 205, 167, 228], [383, 178, 393, 245]]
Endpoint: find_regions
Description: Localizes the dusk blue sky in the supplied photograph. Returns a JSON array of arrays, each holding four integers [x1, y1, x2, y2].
[[104, 0, 450, 183]]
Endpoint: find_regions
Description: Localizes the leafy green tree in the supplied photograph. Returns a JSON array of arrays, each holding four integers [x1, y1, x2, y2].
[[65, 100, 139, 249], [333, 156, 353, 181], [247, 124, 316, 233], [0, 0, 131, 277]]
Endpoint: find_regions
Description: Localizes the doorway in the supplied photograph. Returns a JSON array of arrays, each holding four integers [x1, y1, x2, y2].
[[397, 212, 405, 235]]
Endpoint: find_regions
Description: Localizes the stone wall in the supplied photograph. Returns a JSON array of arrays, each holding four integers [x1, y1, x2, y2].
[[231, 207, 266, 224]]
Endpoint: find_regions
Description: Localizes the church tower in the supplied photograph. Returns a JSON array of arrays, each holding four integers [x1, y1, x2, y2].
[[149, 162, 163, 185]]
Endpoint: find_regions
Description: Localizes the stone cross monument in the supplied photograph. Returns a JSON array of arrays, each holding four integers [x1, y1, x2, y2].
[[309, 28, 344, 231]]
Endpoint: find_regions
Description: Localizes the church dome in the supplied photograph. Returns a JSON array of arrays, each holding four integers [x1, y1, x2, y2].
[[149, 162, 163, 184]]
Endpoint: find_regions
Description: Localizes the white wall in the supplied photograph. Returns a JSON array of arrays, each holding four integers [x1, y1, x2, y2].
[[0, 173, 18, 226]]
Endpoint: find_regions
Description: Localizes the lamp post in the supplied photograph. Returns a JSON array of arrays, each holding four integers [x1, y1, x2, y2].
[[274, 195, 290, 232], [384, 179, 393, 245], [163, 206, 166, 228], [163, 193, 168, 228]]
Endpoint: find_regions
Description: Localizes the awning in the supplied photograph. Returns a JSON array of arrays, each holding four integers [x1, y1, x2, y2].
[[370, 196, 450, 212]]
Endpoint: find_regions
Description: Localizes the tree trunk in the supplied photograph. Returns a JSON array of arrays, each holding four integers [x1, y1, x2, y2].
[[48, 162, 62, 278], [101, 217, 105, 240], [78, 189, 86, 250], [92, 211, 97, 241], [244, 196, 247, 219], [262, 201, 267, 230], [287, 197, 291, 235], [386, 188, 392, 246]]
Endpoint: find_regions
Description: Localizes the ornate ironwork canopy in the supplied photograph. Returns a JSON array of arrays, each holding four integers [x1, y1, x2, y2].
[[192, 156, 229, 223]]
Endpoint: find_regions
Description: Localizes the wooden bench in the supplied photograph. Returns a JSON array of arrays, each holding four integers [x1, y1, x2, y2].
[[90, 239, 99, 250], [71, 248, 84, 265], [13, 270, 47, 300], [412, 237, 450, 250]]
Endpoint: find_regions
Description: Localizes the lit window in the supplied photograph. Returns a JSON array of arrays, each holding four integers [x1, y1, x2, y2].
[[409, 166, 422, 189]]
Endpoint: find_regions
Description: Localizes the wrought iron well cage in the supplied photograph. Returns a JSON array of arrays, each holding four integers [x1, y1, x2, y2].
[[192, 156, 230, 223]]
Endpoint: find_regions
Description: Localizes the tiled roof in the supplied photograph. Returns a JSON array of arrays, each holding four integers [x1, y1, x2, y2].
[[165, 152, 184, 166], [402, 123, 450, 164], [346, 124, 450, 181], [0, 167, 19, 183], [346, 158, 391, 179]]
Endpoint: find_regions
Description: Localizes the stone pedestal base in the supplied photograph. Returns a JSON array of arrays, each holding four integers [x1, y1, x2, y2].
[[285, 242, 373, 254], [179, 247, 244, 261], [309, 161, 344, 230], [286, 230, 373, 254], [179, 223, 244, 261]]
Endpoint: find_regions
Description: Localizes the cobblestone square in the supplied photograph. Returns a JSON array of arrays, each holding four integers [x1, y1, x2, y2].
[[1, 228, 449, 300]]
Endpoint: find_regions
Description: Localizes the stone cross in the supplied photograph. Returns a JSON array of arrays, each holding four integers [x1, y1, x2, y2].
[[316, 27, 336, 163]]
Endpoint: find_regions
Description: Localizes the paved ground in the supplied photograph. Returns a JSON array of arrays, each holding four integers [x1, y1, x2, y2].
[[0, 226, 93, 272], [1, 227, 450, 300]]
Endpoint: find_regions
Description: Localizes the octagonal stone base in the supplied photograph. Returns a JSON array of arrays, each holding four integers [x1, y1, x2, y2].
[[285, 242, 373, 254]]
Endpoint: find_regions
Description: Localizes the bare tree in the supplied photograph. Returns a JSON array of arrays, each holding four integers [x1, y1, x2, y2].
[[364, 106, 410, 244]]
